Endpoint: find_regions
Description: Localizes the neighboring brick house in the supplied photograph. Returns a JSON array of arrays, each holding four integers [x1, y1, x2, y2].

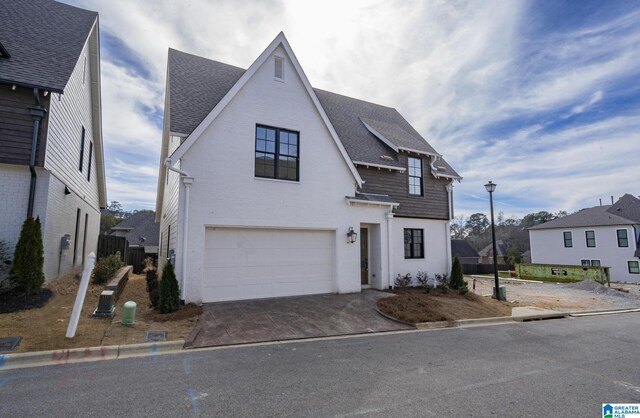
[[0, 0, 106, 280], [478, 240, 514, 265], [529, 194, 640, 283], [451, 240, 480, 265], [156, 33, 461, 303]]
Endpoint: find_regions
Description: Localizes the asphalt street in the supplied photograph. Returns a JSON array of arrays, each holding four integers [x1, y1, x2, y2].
[[1, 313, 639, 417]]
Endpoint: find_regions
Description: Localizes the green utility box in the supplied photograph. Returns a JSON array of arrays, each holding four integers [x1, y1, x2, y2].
[[122, 301, 137, 326], [492, 285, 507, 301]]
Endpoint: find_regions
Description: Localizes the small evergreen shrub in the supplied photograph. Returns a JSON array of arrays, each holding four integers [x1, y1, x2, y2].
[[92, 252, 123, 285], [145, 267, 160, 308], [10, 217, 45, 295], [450, 256, 468, 294], [159, 260, 180, 314], [394, 273, 413, 288], [416, 271, 431, 290]]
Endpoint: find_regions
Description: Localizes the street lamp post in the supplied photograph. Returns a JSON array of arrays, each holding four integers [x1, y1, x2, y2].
[[484, 181, 502, 301]]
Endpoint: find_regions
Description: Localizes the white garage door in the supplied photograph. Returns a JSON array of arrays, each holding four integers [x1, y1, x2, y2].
[[203, 228, 335, 302]]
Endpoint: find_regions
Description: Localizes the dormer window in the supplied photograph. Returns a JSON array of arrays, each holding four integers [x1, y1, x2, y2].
[[274, 56, 284, 81], [408, 157, 423, 196]]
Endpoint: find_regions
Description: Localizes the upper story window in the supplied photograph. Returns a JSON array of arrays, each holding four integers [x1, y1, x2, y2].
[[255, 125, 299, 181], [585, 230, 596, 248], [274, 56, 284, 80], [408, 157, 423, 196], [404, 228, 424, 259], [78, 126, 85, 172], [563, 231, 572, 248], [617, 229, 629, 247], [581, 259, 601, 267]]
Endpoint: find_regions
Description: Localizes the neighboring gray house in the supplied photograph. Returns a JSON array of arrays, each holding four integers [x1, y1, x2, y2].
[[451, 240, 480, 265], [109, 212, 159, 272], [156, 33, 461, 303], [0, 0, 106, 279], [529, 194, 640, 282]]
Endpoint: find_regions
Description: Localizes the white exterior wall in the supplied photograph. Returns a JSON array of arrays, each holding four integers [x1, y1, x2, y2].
[[158, 135, 182, 271], [0, 164, 48, 257], [176, 46, 389, 303], [530, 226, 640, 282], [391, 217, 451, 284]]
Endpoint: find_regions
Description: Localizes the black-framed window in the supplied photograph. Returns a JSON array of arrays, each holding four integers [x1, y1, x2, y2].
[[78, 126, 85, 172], [255, 125, 299, 181], [585, 230, 596, 247], [563, 231, 572, 248], [404, 229, 424, 259], [408, 157, 423, 196], [617, 229, 629, 247], [628, 260, 639, 274]]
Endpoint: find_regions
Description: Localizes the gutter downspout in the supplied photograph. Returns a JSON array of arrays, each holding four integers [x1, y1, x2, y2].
[[386, 211, 394, 289], [164, 158, 194, 303], [27, 88, 47, 218]]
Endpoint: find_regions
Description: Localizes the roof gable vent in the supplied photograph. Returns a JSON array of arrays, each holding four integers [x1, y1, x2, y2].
[[274, 56, 284, 80]]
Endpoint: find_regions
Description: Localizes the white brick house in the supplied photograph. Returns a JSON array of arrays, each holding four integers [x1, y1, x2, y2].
[[0, 1, 106, 280], [156, 33, 461, 303], [529, 194, 640, 283]]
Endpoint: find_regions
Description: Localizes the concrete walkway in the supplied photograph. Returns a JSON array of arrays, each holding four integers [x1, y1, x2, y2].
[[185, 290, 413, 348]]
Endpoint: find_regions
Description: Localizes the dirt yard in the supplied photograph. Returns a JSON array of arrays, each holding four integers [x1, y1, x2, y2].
[[377, 287, 513, 323], [468, 276, 640, 312], [0, 271, 200, 353]]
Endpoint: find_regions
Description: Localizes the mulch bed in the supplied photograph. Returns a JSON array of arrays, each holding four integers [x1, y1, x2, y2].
[[0, 288, 53, 314], [377, 287, 513, 324]]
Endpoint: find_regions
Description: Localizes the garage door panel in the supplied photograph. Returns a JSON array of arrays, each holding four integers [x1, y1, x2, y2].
[[203, 228, 335, 302]]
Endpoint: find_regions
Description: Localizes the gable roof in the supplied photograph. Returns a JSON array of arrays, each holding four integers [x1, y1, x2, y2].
[[529, 200, 639, 231], [451, 240, 479, 258], [0, 0, 98, 93], [478, 240, 513, 257], [110, 212, 159, 248], [160, 33, 460, 180], [606, 194, 640, 223], [168, 49, 245, 136]]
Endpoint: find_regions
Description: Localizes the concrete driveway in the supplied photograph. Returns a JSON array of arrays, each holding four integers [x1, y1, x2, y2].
[[185, 290, 412, 348]]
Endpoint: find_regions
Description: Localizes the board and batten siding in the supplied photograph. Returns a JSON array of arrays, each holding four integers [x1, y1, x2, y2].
[[158, 135, 182, 271], [357, 153, 450, 219], [44, 38, 99, 210], [0, 84, 50, 166]]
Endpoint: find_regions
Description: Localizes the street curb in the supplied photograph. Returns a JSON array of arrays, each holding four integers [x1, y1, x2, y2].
[[512, 312, 568, 322], [0, 340, 185, 370], [567, 307, 640, 317]]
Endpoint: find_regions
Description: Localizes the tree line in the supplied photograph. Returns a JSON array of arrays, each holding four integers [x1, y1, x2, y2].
[[451, 210, 568, 254]]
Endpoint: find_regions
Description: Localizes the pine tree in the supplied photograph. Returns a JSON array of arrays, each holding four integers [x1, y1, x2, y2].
[[450, 256, 468, 294], [158, 261, 180, 313], [10, 217, 45, 295]]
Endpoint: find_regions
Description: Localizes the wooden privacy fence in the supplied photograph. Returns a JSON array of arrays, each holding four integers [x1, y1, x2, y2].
[[462, 263, 511, 275], [97, 235, 128, 262]]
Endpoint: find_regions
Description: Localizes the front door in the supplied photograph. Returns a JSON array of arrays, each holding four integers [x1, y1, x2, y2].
[[360, 228, 368, 285]]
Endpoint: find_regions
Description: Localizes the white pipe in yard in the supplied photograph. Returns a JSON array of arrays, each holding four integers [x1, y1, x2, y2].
[[66, 252, 96, 338]]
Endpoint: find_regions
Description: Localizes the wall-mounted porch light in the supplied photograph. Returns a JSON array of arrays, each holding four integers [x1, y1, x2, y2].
[[347, 227, 358, 244]]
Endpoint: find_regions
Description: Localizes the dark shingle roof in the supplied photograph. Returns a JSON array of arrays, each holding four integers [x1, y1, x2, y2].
[[110, 212, 159, 247], [166, 48, 460, 178], [346, 192, 398, 204], [168, 48, 245, 135], [606, 194, 640, 223], [478, 240, 513, 257], [451, 240, 479, 258], [529, 204, 637, 230], [0, 0, 97, 92]]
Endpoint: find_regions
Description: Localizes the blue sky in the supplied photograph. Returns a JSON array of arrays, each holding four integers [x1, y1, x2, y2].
[[64, 0, 640, 219]]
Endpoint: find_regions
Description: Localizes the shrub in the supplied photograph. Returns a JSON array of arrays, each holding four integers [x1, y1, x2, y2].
[[10, 217, 44, 295], [416, 271, 431, 290], [434, 273, 450, 291], [92, 252, 123, 285], [145, 267, 160, 308], [0, 240, 11, 283], [394, 273, 412, 288], [159, 260, 180, 314], [450, 256, 468, 294]]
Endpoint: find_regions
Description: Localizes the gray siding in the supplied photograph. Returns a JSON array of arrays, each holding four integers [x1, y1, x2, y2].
[[0, 84, 49, 166], [358, 153, 450, 219]]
